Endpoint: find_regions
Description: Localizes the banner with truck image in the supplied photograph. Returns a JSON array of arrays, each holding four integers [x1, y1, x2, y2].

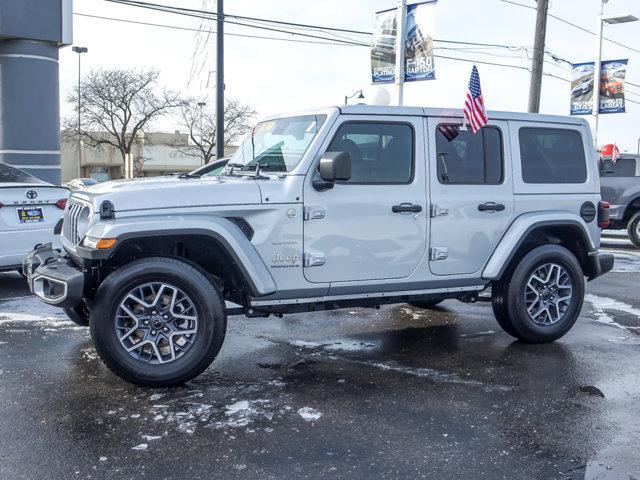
[[570, 59, 628, 115], [371, 0, 437, 83]]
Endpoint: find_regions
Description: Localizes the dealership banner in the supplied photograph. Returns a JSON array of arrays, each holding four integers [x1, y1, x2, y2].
[[371, 0, 437, 83], [570, 59, 628, 115]]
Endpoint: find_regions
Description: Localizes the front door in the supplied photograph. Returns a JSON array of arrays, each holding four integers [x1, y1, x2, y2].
[[303, 116, 427, 283], [427, 117, 514, 275]]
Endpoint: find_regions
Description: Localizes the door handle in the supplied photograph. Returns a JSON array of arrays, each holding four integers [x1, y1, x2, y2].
[[392, 203, 423, 213], [478, 202, 505, 212]]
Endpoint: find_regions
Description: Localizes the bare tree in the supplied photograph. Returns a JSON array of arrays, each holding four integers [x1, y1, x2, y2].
[[174, 98, 256, 165], [63, 68, 182, 176]]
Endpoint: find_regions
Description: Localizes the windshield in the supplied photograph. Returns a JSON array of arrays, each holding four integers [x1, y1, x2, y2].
[[227, 114, 326, 173], [0, 163, 46, 184]]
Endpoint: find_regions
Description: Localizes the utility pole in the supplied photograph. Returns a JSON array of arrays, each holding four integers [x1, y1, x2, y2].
[[527, 0, 549, 113], [72, 46, 88, 178], [394, 0, 407, 106], [215, 0, 224, 160], [197, 101, 206, 165]]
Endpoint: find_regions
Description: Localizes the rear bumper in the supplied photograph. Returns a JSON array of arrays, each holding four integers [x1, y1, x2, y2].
[[587, 252, 614, 281], [0, 228, 61, 269], [23, 243, 84, 308]]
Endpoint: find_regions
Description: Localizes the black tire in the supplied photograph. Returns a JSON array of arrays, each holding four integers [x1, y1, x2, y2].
[[408, 295, 445, 310], [493, 245, 584, 343], [627, 211, 640, 249], [90, 257, 227, 387], [491, 284, 518, 337], [64, 302, 90, 327]]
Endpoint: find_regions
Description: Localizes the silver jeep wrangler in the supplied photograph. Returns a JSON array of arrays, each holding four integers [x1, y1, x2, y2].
[[24, 105, 614, 386]]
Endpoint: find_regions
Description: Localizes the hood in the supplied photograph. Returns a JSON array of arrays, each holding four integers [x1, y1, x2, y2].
[[72, 175, 262, 212]]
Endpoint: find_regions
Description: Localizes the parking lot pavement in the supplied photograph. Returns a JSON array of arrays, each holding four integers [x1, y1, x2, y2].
[[1, 239, 639, 480]]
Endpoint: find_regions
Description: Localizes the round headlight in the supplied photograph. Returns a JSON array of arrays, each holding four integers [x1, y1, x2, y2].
[[77, 207, 91, 240]]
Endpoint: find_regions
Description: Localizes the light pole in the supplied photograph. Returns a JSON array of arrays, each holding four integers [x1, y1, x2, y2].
[[197, 101, 206, 165], [344, 90, 365, 105], [592, 10, 637, 146], [72, 46, 88, 179]]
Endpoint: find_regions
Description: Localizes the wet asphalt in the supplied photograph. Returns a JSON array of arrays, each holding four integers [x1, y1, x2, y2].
[[0, 233, 639, 480]]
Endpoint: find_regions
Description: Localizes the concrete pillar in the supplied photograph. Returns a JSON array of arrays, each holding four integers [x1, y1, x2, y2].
[[0, 40, 61, 184]]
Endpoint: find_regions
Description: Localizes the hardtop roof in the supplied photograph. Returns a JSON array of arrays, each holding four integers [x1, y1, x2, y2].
[[340, 104, 587, 125]]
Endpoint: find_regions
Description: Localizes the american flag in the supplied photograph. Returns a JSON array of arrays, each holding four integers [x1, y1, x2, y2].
[[464, 65, 488, 134]]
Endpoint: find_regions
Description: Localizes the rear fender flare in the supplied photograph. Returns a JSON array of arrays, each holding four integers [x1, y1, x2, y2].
[[482, 212, 595, 280]]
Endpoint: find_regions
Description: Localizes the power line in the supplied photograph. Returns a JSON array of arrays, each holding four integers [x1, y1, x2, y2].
[[497, 0, 640, 56], [73, 12, 363, 47], [77, 10, 572, 81], [104, 0, 539, 51], [106, 0, 373, 36]]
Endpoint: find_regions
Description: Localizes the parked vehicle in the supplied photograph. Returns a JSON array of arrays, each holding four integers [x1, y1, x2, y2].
[[24, 106, 613, 386], [189, 158, 229, 177], [599, 154, 640, 247], [67, 178, 99, 190], [0, 163, 67, 272]]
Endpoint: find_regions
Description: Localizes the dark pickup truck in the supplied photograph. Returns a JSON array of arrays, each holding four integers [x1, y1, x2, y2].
[[600, 154, 640, 248]]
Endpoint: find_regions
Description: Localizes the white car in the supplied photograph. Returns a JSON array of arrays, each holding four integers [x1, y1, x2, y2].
[[0, 163, 67, 272], [66, 177, 99, 190]]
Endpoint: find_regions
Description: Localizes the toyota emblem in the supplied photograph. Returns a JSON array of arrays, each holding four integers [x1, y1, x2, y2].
[[26, 190, 38, 200]]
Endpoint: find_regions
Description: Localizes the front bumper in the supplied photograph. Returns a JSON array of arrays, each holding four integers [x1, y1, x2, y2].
[[587, 251, 614, 281], [23, 243, 84, 308]]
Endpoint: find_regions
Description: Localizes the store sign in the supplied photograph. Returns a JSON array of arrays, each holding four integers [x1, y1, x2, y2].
[[570, 59, 628, 115], [371, 0, 437, 83]]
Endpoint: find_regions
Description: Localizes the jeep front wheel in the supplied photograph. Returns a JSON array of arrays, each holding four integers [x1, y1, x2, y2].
[[492, 245, 584, 343], [627, 211, 640, 249], [90, 257, 226, 387]]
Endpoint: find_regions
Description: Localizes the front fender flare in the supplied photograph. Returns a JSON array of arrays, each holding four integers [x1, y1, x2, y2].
[[482, 212, 596, 280], [82, 216, 277, 296]]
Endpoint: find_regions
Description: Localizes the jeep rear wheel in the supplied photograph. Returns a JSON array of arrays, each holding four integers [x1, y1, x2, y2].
[[627, 211, 640, 249], [492, 245, 584, 343], [90, 257, 226, 387]]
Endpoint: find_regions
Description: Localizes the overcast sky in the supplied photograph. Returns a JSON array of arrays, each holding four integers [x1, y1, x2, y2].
[[62, 0, 640, 151]]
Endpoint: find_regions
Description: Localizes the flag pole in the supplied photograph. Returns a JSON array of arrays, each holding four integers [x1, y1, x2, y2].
[[395, 0, 407, 106]]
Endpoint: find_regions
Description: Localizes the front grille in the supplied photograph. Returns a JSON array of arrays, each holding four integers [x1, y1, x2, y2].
[[62, 200, 86, 247]]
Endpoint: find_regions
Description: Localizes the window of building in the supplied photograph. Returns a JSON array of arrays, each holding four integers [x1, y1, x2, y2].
[[519, 128, 587, 184], [326, 122, 414, 184], [435, 124, 503, 184], [600, 158, 637, 177]]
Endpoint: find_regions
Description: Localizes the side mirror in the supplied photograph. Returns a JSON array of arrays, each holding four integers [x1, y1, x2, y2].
[[314, 151, 351, 191]]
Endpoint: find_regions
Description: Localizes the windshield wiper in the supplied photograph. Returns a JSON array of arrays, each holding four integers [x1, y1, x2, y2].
[[178, 172, 202, 179]]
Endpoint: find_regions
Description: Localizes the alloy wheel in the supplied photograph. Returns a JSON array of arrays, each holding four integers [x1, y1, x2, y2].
[[115, 282, 199, 364], [524, 263, 573, 326]]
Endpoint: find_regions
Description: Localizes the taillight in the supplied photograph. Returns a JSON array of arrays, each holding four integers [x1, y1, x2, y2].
[[598, 201, 610, 228], [55, 198, 68, 210], [0, 202, 4, 209]]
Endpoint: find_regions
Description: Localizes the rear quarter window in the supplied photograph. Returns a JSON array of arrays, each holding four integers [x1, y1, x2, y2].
[[519, 128, 587, 184]]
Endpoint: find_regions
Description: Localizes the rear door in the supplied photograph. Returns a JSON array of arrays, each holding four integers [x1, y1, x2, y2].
[[427, 117, 514, 275]]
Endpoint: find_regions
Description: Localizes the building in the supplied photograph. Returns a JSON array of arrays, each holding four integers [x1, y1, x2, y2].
[[61, 131, 236, 182], [0, 0, 72, 185]]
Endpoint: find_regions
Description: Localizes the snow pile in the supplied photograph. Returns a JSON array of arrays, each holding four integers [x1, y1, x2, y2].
[[297, 407, 322, 422]]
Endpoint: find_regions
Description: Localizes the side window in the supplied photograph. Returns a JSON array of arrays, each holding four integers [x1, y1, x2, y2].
[[519, 128, 587, 184], [600, 158, 636, 177], [327, 122, 413, 184], [435, 124, 503, 184]]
